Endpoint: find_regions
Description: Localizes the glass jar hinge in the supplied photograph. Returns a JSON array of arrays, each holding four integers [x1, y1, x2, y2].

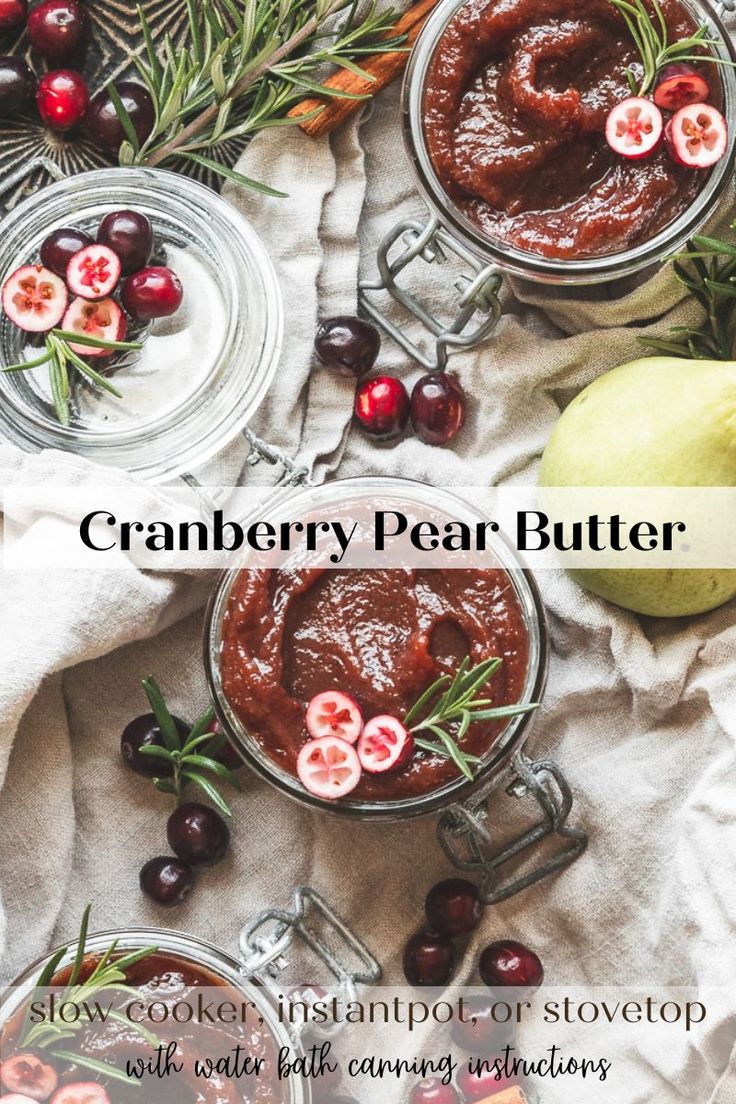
[[359, 216, 502, 372], [438, 753, 588, 905]]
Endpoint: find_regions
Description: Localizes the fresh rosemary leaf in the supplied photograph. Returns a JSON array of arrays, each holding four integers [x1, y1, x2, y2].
[[185, 705, 217, 744], [403, 674, 451, 727], [138, 744, 175, 761], [182, 770, 233, 817], [69, 905, 91, 987], [183, 754, 242, 789], [142, 676, 183, 752], [178, 152, 288, 196], [51, 1050, 142, 1087]]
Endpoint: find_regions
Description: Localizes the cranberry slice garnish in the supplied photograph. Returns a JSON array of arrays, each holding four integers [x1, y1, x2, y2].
[[665, 103, 728, 169], [357, 715, 414, 774], [297, 736, 362, 800], [605, 97, 663, 160], [49, 1087, 110, 1104], [2, 265, 67, 332], [61, 297, 127, 356], [66, 244, 121, 301], [0, 1057, 58, 1102], [654, 64, 709, 113], [305, 690, 363, 744]]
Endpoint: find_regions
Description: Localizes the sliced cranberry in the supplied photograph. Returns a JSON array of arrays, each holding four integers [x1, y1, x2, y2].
[[0, 1096, 42, 1104], [605, 97, 663, 160], [654, 64, 709, 113], [36, 69, 88, 131], [409, 1080, 459, 1104], [122, 266, 183, 322], [403, 931, 455, 987], [306, 691, 363, 744], [425, 878, 482, 937], [357, 715, 414, 774], [296, 736, 362, 800], [354, 376, 410, 439], [66, 244, 121, 300], [2, 265, 67, 332], [0, 1057, 58, 1102], [61, 296, 126, 356], [665, 103, 728, 169], [456, 1062, 516, 1101], [49, 1087, 109, 1104], [479, 940, 544, 992], [40, 228, 93, 279]]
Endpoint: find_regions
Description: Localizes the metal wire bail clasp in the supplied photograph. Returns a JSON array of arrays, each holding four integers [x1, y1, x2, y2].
[[239, 887, 381, 1034], [359, 216, 503, 372], [437, 753, 588, 904]]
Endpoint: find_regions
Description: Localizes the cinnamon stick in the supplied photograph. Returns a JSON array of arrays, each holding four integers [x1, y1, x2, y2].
[[475, 1089, 528, 1104], [287, 0, 440, 138]]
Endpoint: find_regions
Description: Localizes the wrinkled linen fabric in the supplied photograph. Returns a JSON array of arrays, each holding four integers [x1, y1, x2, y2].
[[1, 6, 735, 1101]]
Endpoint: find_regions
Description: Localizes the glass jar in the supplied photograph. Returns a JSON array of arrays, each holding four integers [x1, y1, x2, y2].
[[0, 927, 308, 1104], [0, 167, 283, 482], [360, 0, 736, 367], [204, 476, 547, 822]]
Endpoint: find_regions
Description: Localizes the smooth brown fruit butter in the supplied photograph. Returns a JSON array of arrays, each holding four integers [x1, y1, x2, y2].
[[422, 0, 719, 259], [220, 568, 529, 802]]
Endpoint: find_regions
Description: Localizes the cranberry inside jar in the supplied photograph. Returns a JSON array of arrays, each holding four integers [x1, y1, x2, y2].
[[422, 0, 725, 260], [219, 567, 530, 805]]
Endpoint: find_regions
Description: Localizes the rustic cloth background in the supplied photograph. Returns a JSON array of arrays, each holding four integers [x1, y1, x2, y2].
[[1, 8, 735, 1101]]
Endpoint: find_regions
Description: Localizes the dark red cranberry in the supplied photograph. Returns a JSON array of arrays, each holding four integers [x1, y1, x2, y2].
[[314, 316, 380, 379], [120, 712, 189, 777], [85, 80, 154, 153], [479, 940, 544, 992], [0, 57, 35, 115], [122, 266, 183, 322], [409, 1079, 459, 1104], [167, 802, 230, 867], [403, 931, 455, 987], [140, 856, 194, 907], [0, 0, 27, 33], [456, 1062, 516, 1101], [354, 375, 410, 439], [40, 226, 92, 278], [97, 209, 153, 275], [451, 997, 514, 1052], [36, 68, 88, 131], [411, 372, 466, 446], [28, 0, 89, 61], [425, 878, 482, 937]]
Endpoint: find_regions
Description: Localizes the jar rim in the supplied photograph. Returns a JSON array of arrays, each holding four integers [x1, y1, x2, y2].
[[0, 167, 283, 482], [402, 0, 736, 284], [203, 475, 549, 823]]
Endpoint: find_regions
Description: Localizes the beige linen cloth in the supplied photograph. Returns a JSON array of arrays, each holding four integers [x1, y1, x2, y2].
[[1, 10, 736, 1101]]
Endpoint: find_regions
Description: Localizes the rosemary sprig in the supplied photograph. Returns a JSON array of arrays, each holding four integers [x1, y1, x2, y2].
[[138, 677, 241, 817], [607, 0, 734, 95], [21, 907, 158, 1086], [3, 330, 141, 427], [404, 657, 538, 782], [640, 220, 736, 361], [114, 0, 406, 192]]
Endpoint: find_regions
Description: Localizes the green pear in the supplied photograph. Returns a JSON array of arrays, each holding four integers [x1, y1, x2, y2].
[[539, 356, 736, 617]]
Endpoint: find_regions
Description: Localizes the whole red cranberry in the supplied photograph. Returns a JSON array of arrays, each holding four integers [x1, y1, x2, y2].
[[139, 856, 194, 907], [403, 931, 455, 987], [411, 372, 466, 446], [425, 878, 482, 937], [85, 80, 154, 153], [167, 802, 230, 867], [28, 0, 89, 61], [479, 940, 544, 991], [122, 266, 183, 322], [456, 1061, 516, 1101], [40, 226, 92, 278], [0, 0, 27, 33], [315, 316, 380, 378], [409, 1079, 459, 1104], [0, 56, 36, 115], [452, 997, 514, 1052], [36, 68, 88, 131], [354, 375, 409, 439]]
